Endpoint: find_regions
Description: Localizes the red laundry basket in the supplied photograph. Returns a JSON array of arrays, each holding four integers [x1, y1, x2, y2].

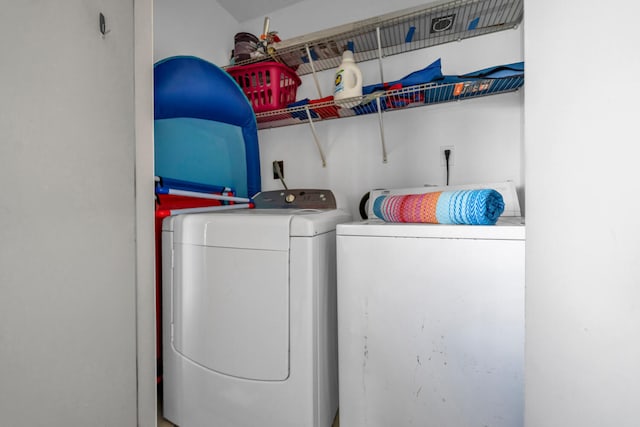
[[227, 62, 301, 113]]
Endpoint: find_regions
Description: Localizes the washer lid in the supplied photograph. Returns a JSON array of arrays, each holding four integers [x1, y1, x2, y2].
[[337, 216, 525, 240]]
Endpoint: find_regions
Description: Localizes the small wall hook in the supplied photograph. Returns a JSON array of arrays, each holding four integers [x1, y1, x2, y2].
[[99, 13, 111, 38]]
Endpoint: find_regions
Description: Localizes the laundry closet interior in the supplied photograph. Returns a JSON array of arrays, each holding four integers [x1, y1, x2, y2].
[[153, 0, 525, 426]]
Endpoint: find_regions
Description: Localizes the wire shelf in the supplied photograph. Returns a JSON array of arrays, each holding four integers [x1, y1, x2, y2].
[[255, 75, 523, 129], [229, 0, 523, 76]]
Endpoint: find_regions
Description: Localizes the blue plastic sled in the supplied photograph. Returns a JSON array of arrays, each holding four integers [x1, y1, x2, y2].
[[154, 56, 261, 198]]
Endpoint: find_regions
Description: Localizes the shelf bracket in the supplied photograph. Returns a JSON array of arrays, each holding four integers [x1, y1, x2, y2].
[[304, 44, 323, 99], [376, 97, 388, 163], [376, 26, 384, 84], [305, 106, 327, 167]]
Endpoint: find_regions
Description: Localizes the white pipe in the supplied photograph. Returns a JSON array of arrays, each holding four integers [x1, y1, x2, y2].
[[168, 204, 251, 216], [305, 44, 323, 98], [376, 97, 387, 163], [164, 188, 251, 203], [376, 26, 384, 84], [305, 106, 327, 167]]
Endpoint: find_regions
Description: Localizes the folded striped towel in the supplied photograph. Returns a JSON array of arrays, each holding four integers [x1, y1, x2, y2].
[[373, 189, 505, 225]]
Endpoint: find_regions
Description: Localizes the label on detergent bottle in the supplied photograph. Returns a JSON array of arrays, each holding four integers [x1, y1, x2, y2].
[[334, 69, 345, 95]]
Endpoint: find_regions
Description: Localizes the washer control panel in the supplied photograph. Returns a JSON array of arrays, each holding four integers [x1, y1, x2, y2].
[[252, 189, 336, 209]]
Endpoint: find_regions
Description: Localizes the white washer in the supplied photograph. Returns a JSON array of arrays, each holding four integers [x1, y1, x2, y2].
[[162, 207, 350, 427], [336, 183, 525, 427]]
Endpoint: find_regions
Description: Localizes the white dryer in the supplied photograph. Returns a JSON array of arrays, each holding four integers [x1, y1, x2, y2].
[[336, 182, 525, 427], [162, 197, 350, 427]]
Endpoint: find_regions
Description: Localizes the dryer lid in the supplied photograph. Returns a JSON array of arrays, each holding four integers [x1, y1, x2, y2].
[[173, 212, 293, 250], [169, 209, 352, 247]]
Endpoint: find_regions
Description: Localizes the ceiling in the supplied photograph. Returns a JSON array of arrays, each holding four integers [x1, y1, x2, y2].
[[217, 0, 307, 23]]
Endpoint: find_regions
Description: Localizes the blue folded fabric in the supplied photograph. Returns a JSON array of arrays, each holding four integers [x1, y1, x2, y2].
[[352, 59, 442, 115], [287, 99, 319, 120], [352, 61, 524, 115], [435, 62, 524, 85], [362, 58, 443, 95], [460, 61, 524, 79], [351, 98, 383, 115], [424, 61, 524, 103]]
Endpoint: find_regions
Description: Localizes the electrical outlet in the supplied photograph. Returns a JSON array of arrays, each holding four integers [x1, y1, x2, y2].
[[440, 146, 455, 167], [272, 160, 284, 179]]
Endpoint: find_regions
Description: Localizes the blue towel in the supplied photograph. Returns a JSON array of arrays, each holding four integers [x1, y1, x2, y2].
[[435, 189, 505, 225]]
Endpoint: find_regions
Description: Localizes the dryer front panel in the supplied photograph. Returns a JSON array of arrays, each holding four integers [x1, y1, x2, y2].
[[172, 243, 290, 381]]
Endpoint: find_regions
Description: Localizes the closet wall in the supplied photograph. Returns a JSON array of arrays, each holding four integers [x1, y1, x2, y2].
[[525, 0, 640, 426], [154, 0, 524, 218], [1, 2, 140, 425]]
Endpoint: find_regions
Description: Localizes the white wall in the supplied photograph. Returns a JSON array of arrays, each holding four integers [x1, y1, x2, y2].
[[257, 31, 523, 218], [154, 0, 524, 219], [245, 0, 524, 219], [135, 0, 157, 425], [0, 1, 139, 425], [525, 1, 640, 426], [154, 0, 239, 65], [241, 0, 431, 39]]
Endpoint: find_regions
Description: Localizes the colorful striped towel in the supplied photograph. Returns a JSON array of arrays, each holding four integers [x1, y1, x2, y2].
[[373, 189, 505, 225]]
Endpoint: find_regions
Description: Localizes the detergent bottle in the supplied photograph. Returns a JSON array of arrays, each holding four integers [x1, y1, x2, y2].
[[333, 42, 363, 107]]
